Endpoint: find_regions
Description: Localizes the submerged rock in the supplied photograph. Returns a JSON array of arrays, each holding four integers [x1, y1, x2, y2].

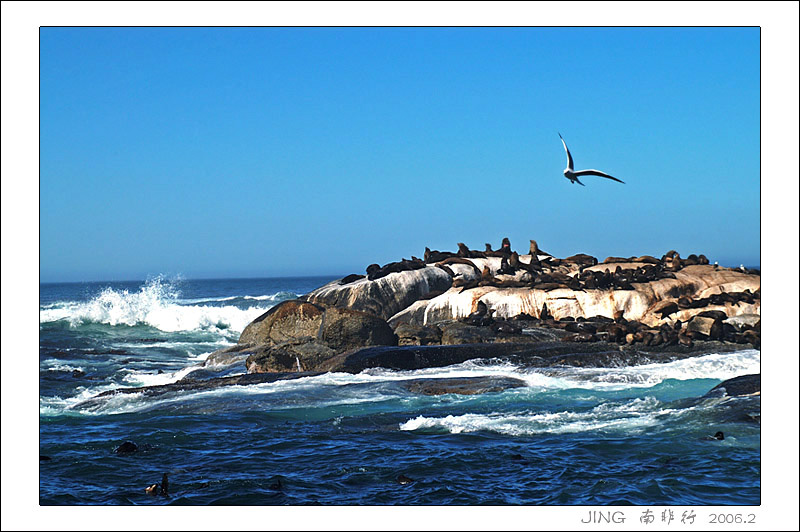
[[398, 376, 526, 395], [706, 374, 760, 397], [76, 372, 325, 408]]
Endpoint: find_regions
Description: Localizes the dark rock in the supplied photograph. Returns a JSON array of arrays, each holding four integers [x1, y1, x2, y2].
[[706, 374, 760, 397], [440, 322, 496, 345], [319, 343, 537, 373], [320, 340, 747, 373], [40, 455, 52, 461], [396, 474, 414, 485], [398, 376, 526, 396], [491, 320, 523, 335], [71, 369, 86, 378], [394, 323, 442, 346]]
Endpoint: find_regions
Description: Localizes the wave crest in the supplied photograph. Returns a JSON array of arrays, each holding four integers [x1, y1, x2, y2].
[[39, 276, 270, 334]]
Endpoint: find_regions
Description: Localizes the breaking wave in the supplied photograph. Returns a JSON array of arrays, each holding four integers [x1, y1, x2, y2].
[[39, 277, 273, 334]]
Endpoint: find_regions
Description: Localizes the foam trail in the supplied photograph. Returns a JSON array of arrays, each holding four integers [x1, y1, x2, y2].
[[400, 397, 677, 436]]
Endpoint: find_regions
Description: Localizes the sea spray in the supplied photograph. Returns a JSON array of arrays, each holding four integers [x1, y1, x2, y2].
[[39, 276, 272, 334]]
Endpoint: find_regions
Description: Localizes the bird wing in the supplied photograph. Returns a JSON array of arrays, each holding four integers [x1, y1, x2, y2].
[[573, 169, 625, 183], [558, 133, 573, 170]]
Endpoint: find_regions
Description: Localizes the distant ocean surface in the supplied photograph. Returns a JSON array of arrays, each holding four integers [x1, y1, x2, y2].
[[39, 276, 760, 505]]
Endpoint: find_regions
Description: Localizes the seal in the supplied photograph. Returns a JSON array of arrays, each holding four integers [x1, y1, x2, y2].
[[367, 257, 426, 281], [564, 253, 598, 266], [396, 474, 414, 485], [339, 274, 365, 285], [115, 441, 138, 454], [529, 239, 551, 257], [457, 242, 486, 259], [436, 257, 482, 277], [424, 247, 457, 263]]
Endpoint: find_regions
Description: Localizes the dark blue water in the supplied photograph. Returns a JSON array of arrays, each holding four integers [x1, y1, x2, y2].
[[39, 277, 760, 505]]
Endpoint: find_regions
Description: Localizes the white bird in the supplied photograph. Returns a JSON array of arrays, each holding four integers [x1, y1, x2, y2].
[[559, 133, 624, 186]]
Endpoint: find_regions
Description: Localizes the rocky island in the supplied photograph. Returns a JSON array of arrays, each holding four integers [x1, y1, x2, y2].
[[206, 238, 760, 374], [81, 238, 760, 404]]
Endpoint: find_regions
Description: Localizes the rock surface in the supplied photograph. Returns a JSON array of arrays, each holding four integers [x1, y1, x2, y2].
[[229, 242, 760, 375], [388, 264, 759, 328], [245, 339, 337, 373], [706, 374, 761, 397], [301, 265, 453, 321], [235, 300, 398, 372], [317, 339, 745, 374]]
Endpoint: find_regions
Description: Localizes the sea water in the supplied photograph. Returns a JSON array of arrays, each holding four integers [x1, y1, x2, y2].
[[39, 276, 760, 505]]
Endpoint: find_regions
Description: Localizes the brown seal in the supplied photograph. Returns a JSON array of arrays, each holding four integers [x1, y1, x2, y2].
[[436, 257, 482, 277]]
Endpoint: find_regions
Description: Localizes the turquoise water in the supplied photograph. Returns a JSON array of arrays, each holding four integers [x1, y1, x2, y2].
[[39, 277, 760, 505]]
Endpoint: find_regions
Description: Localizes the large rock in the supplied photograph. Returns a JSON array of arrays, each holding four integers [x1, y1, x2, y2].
[[239, 300, 325, 346], [387, 263, 759, 328], [319, 306, 398, 351], [239, 300, 397, 351], [301, 265, 453, 321]]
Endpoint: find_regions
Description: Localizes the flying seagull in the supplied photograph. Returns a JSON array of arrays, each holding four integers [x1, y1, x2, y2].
[[558, 133, 624, 186]]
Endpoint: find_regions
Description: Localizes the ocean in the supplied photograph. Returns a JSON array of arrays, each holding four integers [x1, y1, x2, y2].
[[39, 276, 760, 505]]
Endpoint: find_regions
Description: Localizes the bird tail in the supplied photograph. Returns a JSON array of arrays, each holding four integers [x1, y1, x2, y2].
[[575, 177, 585, 186]]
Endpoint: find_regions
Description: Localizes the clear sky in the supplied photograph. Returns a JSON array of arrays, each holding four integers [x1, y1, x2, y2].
[[40, 27, 760, 282]]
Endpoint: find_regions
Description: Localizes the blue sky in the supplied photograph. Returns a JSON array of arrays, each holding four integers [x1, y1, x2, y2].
[[40, 27, 760, 282]]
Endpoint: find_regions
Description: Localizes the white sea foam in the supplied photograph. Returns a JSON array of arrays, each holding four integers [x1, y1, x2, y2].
[[399, 396, 675, 435], [549, 350, 761, 390], [41, 361, 86, 373], [39, 277, 272, 334], [120, 365, 203, 387], [46, 349, 759, 417]]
